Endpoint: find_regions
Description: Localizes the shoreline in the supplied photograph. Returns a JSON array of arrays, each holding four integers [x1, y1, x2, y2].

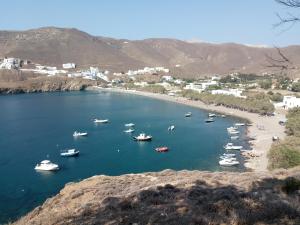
[[89, 86, 287, 172]]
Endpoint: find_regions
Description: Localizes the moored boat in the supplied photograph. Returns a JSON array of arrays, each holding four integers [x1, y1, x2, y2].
[[168, 125, 175, 131], [224, 143, 243, 150], [60, 149, 79, 157], [35, 160, 59, 171], [234, 123, 245, 126], [205, 118, 214, 123], [230, 135, 239, 140], [94, 119, 109, 123], [73, 131, 88, 137], [208, 113, 216, 117], [133, 133, 152, 141], [185, 112, 192, 117], [125, 123, 135, 127], [124, 128, 135, 133], [155, 146, 169, 152], [219, 158, 240, 166]]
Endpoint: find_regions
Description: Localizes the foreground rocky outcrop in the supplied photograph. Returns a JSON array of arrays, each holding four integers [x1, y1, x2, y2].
[[0, 71, 97, 94], [14, 168, 300, 225]]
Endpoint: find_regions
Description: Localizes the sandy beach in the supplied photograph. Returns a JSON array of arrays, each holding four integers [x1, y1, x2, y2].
[[89, 87, 287, 172]]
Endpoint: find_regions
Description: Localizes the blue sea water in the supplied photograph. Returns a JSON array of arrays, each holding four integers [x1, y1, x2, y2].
[[0, 91, 248, 223]]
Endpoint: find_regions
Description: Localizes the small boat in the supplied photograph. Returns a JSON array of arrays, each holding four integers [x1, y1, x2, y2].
[[94, 119, 109, 123], [234, 123, 245, 126], [224, 143, 243, 150], [60, 149, 79, 157], [228, 130, 239, 135], [222, 153, 236, 157], [73, 131, 88, 137], [221, 115, 226, 118], [205, 118, 214, 123], [155, 146, 169, 152], [227, 126, 238, 131], [124, 128, 135, 133], [219, 158, 240, 166], [168, 125, 175, 131], [219, 156, 237, 160], [133, 133, 152, 141], [35, 160, 59, 171], [185, 112, 192, 117], [208, 113, 216, 117], [230, 135, 239, 140], [125, 123, 135, 127]]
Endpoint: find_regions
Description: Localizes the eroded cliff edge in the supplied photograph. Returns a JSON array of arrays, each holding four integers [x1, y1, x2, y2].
[[14, 169, 300, 225]]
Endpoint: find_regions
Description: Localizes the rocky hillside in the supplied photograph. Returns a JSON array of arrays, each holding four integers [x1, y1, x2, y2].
[[0, 70, 97, 94], [1, 27, 300, 78], [14, 168, 300, 225]]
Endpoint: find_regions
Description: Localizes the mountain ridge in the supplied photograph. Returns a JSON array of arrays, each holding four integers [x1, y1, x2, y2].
[[1, 27, 300, 78]]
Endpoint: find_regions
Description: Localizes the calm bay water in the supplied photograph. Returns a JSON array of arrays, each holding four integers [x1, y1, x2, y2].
[[0, 91, 248, 223]]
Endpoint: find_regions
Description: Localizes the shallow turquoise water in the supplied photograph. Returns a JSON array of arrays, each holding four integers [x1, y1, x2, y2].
[[0, 91, 248, 223]]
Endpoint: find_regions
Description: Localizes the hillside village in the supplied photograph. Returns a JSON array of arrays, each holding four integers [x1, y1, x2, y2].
[[1, 56, 300, 110]]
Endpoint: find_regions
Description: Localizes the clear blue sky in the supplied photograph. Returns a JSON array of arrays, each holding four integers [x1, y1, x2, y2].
[[1, 0, 299, 46]]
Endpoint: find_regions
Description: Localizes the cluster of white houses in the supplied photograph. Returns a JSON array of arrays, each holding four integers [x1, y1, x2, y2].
[[126, 67, 170, 76]]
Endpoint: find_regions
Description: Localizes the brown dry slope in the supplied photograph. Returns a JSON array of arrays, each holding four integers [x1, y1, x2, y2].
[[14, 169, 300, 225], [1, 27, 300, 78]]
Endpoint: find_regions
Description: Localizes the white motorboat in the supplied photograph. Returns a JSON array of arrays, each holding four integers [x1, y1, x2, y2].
[[228, 130, 239, 135], [94, 119, 109, 123], [221, 115, 226, 118], [224, 143, 243, 150], [60, 149, 79, 157], [124, 128, 135, 133], [133, 133, 152, 141], [227, 126, 238, 131], [222, 153, 236, 157], [208, 113, 216, 117], [35, 160, 59, 171], [235, 123, 245, 126], [205, 118, 214, 123], [73, 131, 88, 137], [185, 112, 192, 117], [168, 125, 175, 131], [230, 135, 239, 140], [125, 123, 135, 127], [220, 156, 237, 160], [219, 158, 240, 166]]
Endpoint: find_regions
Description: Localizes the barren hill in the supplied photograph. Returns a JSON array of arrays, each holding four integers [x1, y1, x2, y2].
[[14, 169, 300, 225], [1, 27, 300, 78]]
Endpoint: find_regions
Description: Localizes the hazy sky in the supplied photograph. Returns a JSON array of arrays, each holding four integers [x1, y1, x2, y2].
[[1, 0, 299, 46]]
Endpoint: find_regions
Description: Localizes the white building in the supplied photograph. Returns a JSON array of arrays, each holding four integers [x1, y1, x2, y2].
[[0, 57, 21, 69], [282, 96, 300, 109], [184, 83, 204, 93], [211, 89, 245, 98], [134, 82, 149, 87], [162, 75, 173, 82], [62, 63, 76, 69]]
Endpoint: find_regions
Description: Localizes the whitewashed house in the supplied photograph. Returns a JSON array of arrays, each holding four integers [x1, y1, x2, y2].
[[0, 57, 21, 69], [282, 96, 300, 109], [162, 75, 173, 82], [184, 83, 204, 93], [211, 89, 245, 98], [62, 63, 76, 69]]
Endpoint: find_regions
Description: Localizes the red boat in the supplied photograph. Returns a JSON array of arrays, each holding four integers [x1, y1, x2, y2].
[[155, 146, 169, 152]]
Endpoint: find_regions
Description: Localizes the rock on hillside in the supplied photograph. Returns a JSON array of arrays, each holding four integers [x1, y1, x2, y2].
[[14, 168, 300, 225]]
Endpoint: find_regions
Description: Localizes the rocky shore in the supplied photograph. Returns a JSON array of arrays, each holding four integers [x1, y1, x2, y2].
[[0, 76, 96, 94], [14, 168, 300, 225]]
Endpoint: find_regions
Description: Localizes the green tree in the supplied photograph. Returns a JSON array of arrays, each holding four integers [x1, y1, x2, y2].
[[291, 82, 300, 92]]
